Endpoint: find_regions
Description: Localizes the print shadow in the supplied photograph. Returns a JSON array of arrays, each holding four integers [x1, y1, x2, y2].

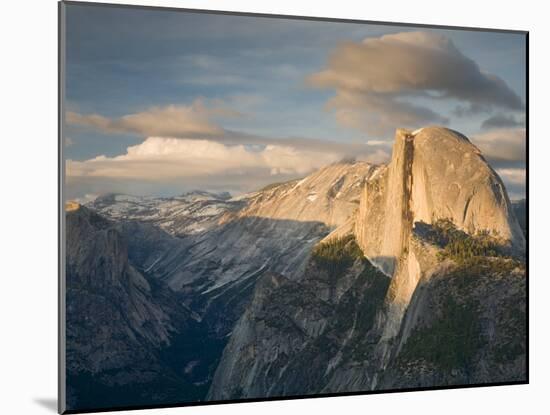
[[33, 398, 57, 412]]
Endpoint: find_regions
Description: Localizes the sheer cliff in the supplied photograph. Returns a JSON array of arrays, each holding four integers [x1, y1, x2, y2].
[[207, 127, 526, 399], [354, 127, 524, 368], [65, 205, 205, 410]]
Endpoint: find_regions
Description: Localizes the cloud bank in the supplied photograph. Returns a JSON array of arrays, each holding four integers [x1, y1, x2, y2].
[[67, 136, 342, 181], [481, 113, 525, 130], [65, 129, 524, 199], [495, 168, 526, 186], [308, 31, 524, 136], [67, 100, 238, 138], [470, 127, 526, 199], [471, 128, 526, 165], [67, 135, 386, 197]]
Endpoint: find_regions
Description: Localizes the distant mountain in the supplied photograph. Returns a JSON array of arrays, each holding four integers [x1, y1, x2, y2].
[[512, 199, 527, 236], [66, 126, 526, 409], [99, 161, 379, 295], [87, 191, 243, 237]]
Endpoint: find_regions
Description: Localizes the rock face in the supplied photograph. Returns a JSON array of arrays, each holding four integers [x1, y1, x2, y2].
[[207, 236, 390, 400], [65, 205, 206, 410], [379, 258, 526, 389], [354, 127, 525, 360], [167, 163, 381, 357], [207, 127, 526, 399], [355, 127, 524, 276], [238, 161, 382, 228], [115, 162, 379, 326]]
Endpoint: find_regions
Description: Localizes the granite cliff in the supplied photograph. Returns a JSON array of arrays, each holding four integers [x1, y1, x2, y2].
[[207, 127, 526, 399], [66, 204, 208, 410]]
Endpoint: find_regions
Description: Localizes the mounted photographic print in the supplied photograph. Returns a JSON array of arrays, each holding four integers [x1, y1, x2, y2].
[[59, 1, 528, 413]]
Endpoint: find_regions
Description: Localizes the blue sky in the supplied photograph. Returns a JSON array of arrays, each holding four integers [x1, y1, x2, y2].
[[64, 3, 526, 199]]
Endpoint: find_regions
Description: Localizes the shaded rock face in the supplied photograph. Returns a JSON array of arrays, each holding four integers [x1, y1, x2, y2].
[[65, 206, 211, 411], [66, 206, 175, 357], [178, 163, 381, 344], [380, 258, 526, 389], [207, 236, 390, 400], [512, 199, 527, 237]]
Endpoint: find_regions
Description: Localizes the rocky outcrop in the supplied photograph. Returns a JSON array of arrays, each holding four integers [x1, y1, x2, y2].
[[236, 161, 382, 228], [65, 205, 205, 410], [354, 127, 525, 363], [207, 126, 526, 399], [355, 127, 524, 273], [379, 257, 526, 389], [207, 236, 390, 400]]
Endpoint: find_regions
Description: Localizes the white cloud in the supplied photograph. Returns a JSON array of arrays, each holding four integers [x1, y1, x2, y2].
[[496, 168, 526, 185], [67, 137, 342, 180], [357, 149, 391, 164], [366, 139, 392, 147]]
